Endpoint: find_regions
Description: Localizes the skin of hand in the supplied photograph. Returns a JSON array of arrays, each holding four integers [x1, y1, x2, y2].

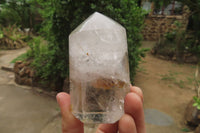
[[56, 85, 146, 133]]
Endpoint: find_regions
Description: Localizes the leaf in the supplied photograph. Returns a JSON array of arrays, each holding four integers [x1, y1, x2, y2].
[[0, 34, 3, 39], [181, 128, 190, 132], [197, 105, 200, 110], [193, 96, 198, 101], [193, 103, 198, 106], [90, 3, 96, 9]]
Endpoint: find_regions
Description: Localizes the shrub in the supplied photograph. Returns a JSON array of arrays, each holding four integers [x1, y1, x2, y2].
[[152, 20, 198, 63], [0, 0, 39, 31], [0, 25, 27, 49], [178, 0, 200, 60], [35, 0, 145, 90]]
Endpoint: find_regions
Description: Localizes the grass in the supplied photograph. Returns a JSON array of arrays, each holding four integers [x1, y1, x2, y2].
[[187, 77, 194, 85], [168, 84, 173, 88], [137, 66, 148, 74], [175, 80, 185, 88], [190, 65, 196, 69], [160, 73, 176, 81], [161, 71, 187, 89], [11, 53, 27, 63]]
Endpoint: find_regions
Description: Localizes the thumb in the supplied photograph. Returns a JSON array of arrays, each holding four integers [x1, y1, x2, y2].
[[56, 92, 83, 133]]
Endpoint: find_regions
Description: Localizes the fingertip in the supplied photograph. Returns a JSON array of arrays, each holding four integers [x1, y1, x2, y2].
[[56, 92, 61, 103], [56, 92, 70, 100], [56, 92, 71, 117], [96, 123, 118, 133], [119, 114, 137, 133], [130, 85, 144, 102], [125, 92, 144, 116], [125, 92, 143, 113], [56, 92, 70, 105]]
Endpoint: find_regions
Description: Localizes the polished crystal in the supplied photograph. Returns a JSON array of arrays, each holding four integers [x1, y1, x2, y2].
[[69, 12, 130, 124]]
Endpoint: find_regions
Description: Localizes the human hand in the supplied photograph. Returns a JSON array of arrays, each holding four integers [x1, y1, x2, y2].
[[56, 85, 146, 133]]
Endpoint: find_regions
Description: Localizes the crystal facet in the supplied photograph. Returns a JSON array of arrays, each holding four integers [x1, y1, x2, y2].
[[69, 12, 130, 124]]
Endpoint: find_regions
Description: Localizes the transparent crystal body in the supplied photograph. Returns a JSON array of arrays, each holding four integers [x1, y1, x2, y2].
[[69, 12, 130, 124]]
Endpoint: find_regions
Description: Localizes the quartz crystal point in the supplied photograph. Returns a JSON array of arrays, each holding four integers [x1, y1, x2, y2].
[[69, 12, 130, 124]]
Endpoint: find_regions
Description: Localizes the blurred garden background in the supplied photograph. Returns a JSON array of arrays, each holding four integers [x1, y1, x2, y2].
[[0, 0, 200, 132]]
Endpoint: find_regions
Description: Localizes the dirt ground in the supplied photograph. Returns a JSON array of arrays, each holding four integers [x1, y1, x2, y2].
[[135, 41, 196, 132]]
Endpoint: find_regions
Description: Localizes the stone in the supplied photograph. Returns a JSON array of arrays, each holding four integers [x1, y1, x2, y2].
[[29, 70, 34, 78], [25, 61, 31, 66], [25, 78, 32, 86], [25, 68, 31, 75], [144, 109, 174, 126], [69, 12, 130, 124], [142, 15, 189, 41], [16, 61, 23, 64], [15, 74, 21, 84], [19, 67, 25, 77], [18, 63, 25, 69], [14, 64, 20, 73], [185, 100, 200, 127]]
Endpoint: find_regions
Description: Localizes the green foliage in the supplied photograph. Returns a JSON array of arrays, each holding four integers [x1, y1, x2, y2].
[[165, 31, 176, 41], [193, 96, 200, 110], [150, 0, 171, 9], [11, 53, 27, 63], [0, 0, 6, 4], [177, 0, 200, 59], [151, 0, 200, 62], [181, 128, 190, 132], [153, 20, 197, 63], [165, 21, 182, 41], [35, 0, 145, 89], [27, 36, 41, 57], [0, 6, 20, 26], [0, 25, 28, 49], [149, 0, 172, 14], [0, 28, 3, 39], [0, 0, 38, 29], [27, 37, 52, 79], [27, 38, 64, 90]]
